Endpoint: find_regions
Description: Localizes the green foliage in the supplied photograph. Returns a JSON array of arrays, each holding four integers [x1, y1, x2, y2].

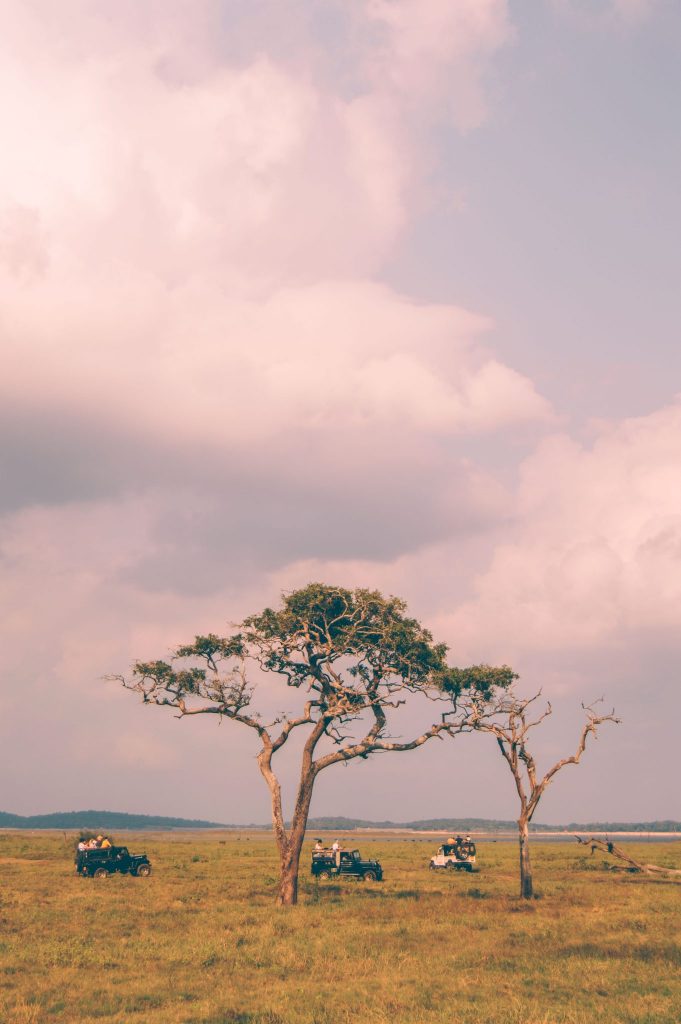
[[436, 663, 518, 698], [125, 583, 487, 723], [175, 634, 245, 662], [242, 583, 449, 689], [123, 585, 516, 727]]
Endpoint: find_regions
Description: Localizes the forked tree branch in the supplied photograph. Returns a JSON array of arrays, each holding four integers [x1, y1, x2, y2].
[[455, 689, 620, 822]]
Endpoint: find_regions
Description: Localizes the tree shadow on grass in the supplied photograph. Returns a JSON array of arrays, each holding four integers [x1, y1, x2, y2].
[[186, 1015, 286, 1024]]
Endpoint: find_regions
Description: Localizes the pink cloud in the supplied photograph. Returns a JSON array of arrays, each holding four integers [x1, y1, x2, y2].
[[441, 401, 681, 657], [0, 0, 535, 468]]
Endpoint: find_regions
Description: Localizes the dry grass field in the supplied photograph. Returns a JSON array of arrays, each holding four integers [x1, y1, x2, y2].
[[1, 831, 679, 1024]]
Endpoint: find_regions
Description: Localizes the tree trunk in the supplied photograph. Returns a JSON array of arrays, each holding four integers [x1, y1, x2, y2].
[[518, 818, 533, 899], [276, 767, 316, 906], [258, 720, 326, 906], [278, 847, 299, 905]]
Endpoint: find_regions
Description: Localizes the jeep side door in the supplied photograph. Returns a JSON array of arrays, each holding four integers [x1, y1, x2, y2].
[[338, 852, 355, 875], [113, 847, 132, 872]]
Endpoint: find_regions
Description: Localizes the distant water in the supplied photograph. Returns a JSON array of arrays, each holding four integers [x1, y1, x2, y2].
[[359, 833, 681, 844]]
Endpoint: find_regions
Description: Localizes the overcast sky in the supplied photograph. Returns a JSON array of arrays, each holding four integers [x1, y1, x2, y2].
[[2, 0, 680, 826]]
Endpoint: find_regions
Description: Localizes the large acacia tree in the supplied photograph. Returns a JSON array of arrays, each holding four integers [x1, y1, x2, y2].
[[113, 584, 504, 905]]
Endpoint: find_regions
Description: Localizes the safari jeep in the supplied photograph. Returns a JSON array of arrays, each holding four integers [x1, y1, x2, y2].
[[311, 848, 383, 881], [429, 839, 476, 872], [76, 845, 152, 878]]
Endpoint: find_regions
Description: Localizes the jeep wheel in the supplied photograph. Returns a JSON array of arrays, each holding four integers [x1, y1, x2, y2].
[[363, 870, 377, 881], [317, 870, 331, 880], [135, 864, 151, 877], [93, 867, 109, 879]]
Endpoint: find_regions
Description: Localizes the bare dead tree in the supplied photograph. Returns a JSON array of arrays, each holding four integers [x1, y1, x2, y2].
[[575, 836, 681, 877], [451, 689, 620, 898], [111, 584, 509, 905]]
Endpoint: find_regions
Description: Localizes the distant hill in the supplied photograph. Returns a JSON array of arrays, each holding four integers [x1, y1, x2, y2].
[[0, 810, 229, 830], [307, 816, 526, 832], [306, 816, 681, 833], [2, 810, 679, 832]]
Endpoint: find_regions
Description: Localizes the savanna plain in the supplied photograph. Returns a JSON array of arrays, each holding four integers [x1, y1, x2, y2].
[[1, 831, 680, 1024]]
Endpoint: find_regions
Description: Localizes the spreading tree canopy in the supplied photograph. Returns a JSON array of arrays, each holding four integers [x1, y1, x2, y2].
[[114, 583, 511, 904]]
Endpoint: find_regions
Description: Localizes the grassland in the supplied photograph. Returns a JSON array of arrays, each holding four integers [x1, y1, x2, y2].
[[1, 831, 679, 1024]]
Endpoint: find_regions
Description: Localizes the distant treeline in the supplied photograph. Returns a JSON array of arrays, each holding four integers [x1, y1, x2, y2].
[[305, 816, 681, 833], [0, 810, 229, 830], [2, 810, 679, 832], [307, 816, 530, 831]]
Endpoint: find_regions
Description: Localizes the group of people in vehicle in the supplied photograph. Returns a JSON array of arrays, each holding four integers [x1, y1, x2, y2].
[[77, 834, 113, 851], [313, 838, 344, 866], [448, 834, 473, 847]]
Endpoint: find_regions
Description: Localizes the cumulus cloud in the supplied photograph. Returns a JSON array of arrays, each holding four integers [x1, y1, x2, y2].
[[2, 278, 549, 448], [0, 56, 401, 284], [0, 0, 513, 292], [444, 401, 681, 658], [0, 0, 546, 556]]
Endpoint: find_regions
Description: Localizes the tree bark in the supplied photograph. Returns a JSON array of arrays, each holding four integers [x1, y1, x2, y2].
[[258, 739, 318, 906], [278, 848, 301, 905], [518, 817, 534, 899], [277, 763, 317, 906], [274, 782, 315, 905]]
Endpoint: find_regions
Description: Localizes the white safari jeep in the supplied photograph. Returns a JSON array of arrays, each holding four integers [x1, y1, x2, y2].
[[429, 838, 476, 872]]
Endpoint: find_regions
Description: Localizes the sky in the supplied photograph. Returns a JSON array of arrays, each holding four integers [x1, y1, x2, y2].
[[1, 0, 680, 826]]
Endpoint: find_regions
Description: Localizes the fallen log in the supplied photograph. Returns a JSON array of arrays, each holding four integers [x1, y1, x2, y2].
[[575, 836, 681, 876]]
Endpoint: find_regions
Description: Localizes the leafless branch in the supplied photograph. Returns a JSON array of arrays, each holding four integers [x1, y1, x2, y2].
[[575, 836, 681, 877]]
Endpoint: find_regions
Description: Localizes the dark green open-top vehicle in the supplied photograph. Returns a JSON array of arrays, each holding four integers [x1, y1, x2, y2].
[[311, 848, 383, 881], [76, 846, 152, 878]]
